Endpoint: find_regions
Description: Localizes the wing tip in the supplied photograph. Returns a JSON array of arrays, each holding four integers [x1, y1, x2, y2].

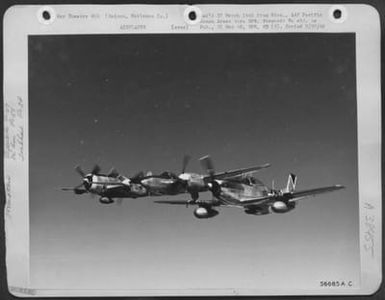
[[335, 184, 345, 189], [153, 200, 185, 204], [199, 155, 210, 161], [153, 200, 190, 206]]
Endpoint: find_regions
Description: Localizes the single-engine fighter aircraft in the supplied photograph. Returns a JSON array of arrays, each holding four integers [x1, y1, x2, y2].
[[136, 155, 270, 203], [154, 156, 345, 219], [61, 165, 148, 204]]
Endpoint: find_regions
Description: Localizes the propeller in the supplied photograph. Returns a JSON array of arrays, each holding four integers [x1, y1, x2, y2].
[[91, 164, 101, 175], [108, 167, 119, 177], [199, 155, 215, 178], [61, 182, 88, 194], [130, 171, 145, 183], [63, 164, 102, 195], [178, 154, 191, 187], [199, 155, 221, 197], [181, 155, 191, 174], [73, 182, 87, 194], [76, 164, 101, 176], [75, 165, 86, 178], [61, 183, 88, 194]]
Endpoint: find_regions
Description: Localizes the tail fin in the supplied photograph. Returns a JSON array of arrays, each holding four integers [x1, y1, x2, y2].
[[284, 173, 297, 193]]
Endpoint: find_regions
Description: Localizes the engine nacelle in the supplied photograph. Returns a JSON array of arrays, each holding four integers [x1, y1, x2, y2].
[[99, 197, 114, 204], [194, 207, 219, 219], [271, 201, 295, 213]]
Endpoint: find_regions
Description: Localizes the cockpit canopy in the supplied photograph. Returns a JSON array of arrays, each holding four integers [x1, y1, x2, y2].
[[240, 176, 257, 185], [159, 171, 178, 179], [227, 176, 269, 191]]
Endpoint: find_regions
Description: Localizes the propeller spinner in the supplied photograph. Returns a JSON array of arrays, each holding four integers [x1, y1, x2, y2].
[[63, 164, 102, 195]]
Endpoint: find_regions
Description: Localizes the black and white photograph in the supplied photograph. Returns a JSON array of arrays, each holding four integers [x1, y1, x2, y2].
[[3, 4, 381, 297], [29, 31, 359, 290]]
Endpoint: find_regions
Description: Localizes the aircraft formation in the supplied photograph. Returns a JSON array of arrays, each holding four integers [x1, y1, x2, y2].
[[62, 155, 345, 219]]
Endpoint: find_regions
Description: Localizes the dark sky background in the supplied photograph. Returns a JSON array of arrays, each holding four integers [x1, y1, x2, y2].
[[29, 33, 359, 290]]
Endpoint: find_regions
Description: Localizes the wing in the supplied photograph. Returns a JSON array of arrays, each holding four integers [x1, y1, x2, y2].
[[239, 195, 273, 205], [154, 199, 219, 206], [103, 185, 128, 192], [204, 163, 271, 182], [91, 181, 125, 186], [154, 200, 192, 205], [238, 184, 345, 205], [288, 185, 345, 202]]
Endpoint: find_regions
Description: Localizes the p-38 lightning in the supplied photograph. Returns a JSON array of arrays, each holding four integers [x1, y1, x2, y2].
[[154, 156, 345, 219], [62, 165, 148, 204]]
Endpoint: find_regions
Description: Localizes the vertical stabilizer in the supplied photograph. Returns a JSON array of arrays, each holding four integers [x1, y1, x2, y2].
[[284, 173, 297, 193]]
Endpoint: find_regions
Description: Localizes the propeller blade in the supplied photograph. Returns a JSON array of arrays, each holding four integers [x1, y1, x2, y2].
[[62, 181, 88, 194], [199, 155, 222, 197], [199, 155, 215, 177], [74, 188, 88, 195], [131, 171, 145, 182], [61, 187, 87, 194], [91, 164, 101, 175], [75, 182, 85, 189], [75, 165, 85, 177], [181, 155, 191, 173], [135, 171, 145, 178], [108, 167, 119, 177]]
